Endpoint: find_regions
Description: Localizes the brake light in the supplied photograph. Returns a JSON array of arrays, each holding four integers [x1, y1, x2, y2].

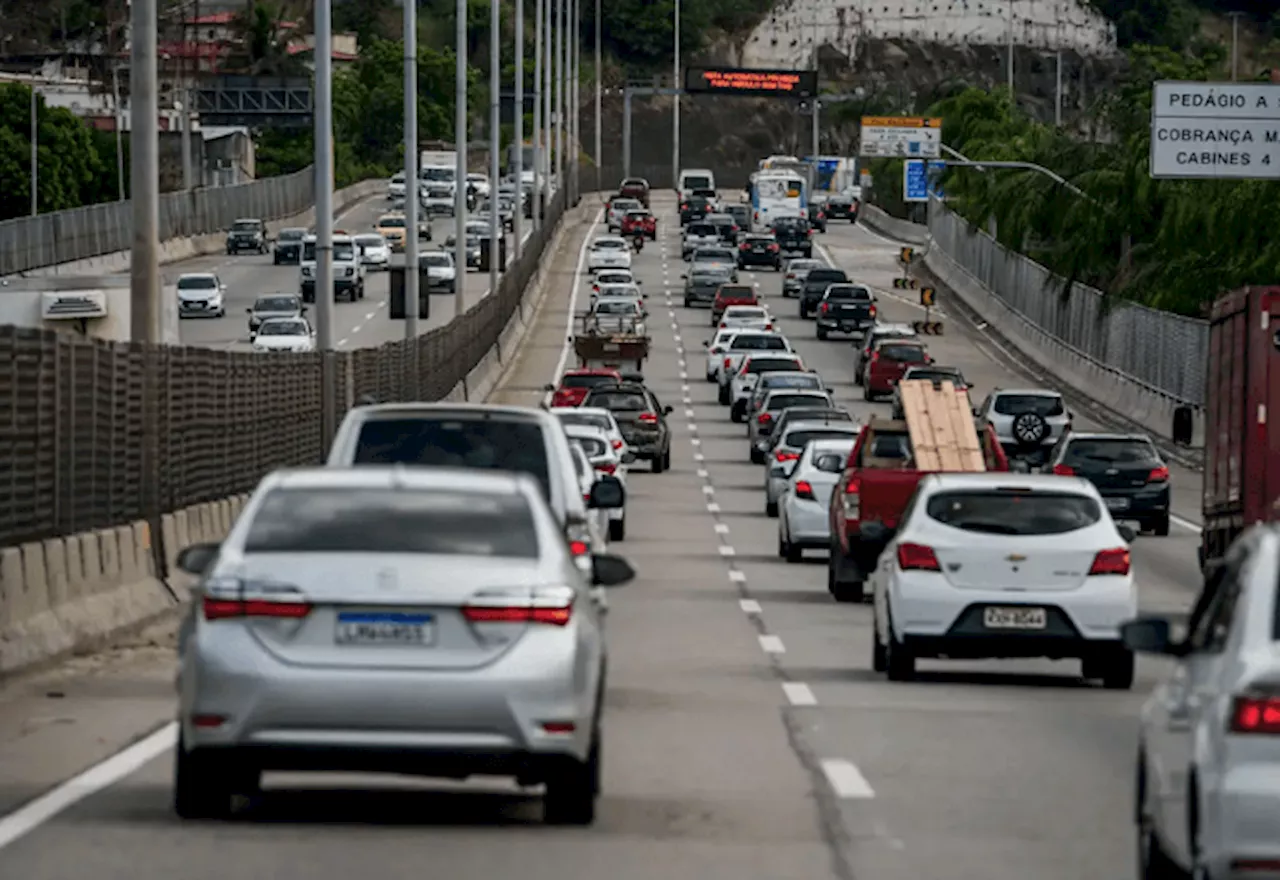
[[820, 302, 830, 314], [720, 322, 727, 328], [869, 351, 880, 364], [897, 542, 940, 571], [807, 228, 813, 236], [681, 202, 688, 210], [569, 539, 589, 556], [768, 243, 779, 251], [764, 322, 773, 330], [740, 243, 750, 251], [794, 480, 815, 500], [868, 305, 877, 318], [596, 463, 617, 475], [724, 357, 733, 369], [1052, 464, 1075, 476], [462, 592, 574, 626], [1148, 465, 1169, 482], [612, 439, 623, 449], [732, 224, 739, 231], [1088, 547, 1131, 576], [638, 412, 658, 424], [775, 451, 800, 462], [202, 596, 311, 620], [757, 412, 773, 424], [1230, 694, 1280, 734]]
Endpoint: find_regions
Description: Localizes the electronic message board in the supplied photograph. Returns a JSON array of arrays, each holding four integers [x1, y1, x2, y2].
[[683, 67, 818, 98]]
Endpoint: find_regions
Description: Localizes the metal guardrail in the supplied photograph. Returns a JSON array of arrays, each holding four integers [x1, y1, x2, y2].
[[0, 166, 321, 276], [0, 187, 571, 548]]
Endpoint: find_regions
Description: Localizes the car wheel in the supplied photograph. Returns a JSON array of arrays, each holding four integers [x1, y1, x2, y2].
[[798, 303, 807, 319], [816, 327, 828, 340], [543, 730, 600, 826], [652, 453, 665, 474], [173, 733, 256, 819], [609, 517, 626, 541], [884, 612, 916, 681], [765, 499, 778, 517], [863, 385, 875, 401], [1137, 760, 1183, 880], [871, 605, 889, 672], [1100, 648, 1136, 690], [684, 297, 692, 308], [749, 445, 764, 465], [1152, 514, 1171, 537], [784, 538, 802, 563], [662, 449, 671, 470], [717, 385, 730, 405]]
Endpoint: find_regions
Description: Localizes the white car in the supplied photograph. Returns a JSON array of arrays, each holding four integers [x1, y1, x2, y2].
[[591, 269, 637, 290], [607, 198, 642, 231], [704, 328, 740, 381], [778, 437, 856, 562], [587, 237, 633, 273], [177, 272, 226, 319], [728, 352, 806, 419], [869, 472, 1139, 687], [354, 233, 391, 270], [387, 171, 406, 199], [569, 441, 610, 551], [1128, 525, 1280, 880], [718, 305, 774, 333], [590, 282, 643, 309], [419, 251, 458, 294], [714, 331, 794, 395], [551, 406, 629, 458], [764, 420, 861, 515], [251, 316, 315, 352], [421, 182, 455, 216], [564, 423, 630, 541]]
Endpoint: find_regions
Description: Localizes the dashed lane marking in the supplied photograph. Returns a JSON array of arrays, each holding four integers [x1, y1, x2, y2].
[[714, 523, 729, 534], [783, 682, 818, 707], [821, 759, 876, 799], [758, 634, 785, 654], [728, 570, 746, 583], [706, 502, 721, 513], [718, 545, 736, 557], [739, 598, 762, 614]]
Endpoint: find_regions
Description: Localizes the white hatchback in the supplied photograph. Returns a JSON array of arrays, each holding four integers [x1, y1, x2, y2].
[[564, 423, 630, 541], [718, 305, 774, 333], [870, 472, 1139, 687], [587, 237, 633, 273]]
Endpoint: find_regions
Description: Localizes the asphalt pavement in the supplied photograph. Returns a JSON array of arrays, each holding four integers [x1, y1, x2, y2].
[[165, 194, 523, 351], [0, 192, 1204, 879]]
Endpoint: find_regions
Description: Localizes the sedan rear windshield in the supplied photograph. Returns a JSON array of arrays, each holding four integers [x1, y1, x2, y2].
[[925, 490, 1101, 535], [255, 297, 298, 311], [561, 374, 618, 389], [807, 269, 848, 283], [785, 429, 857, 448], [878, 344, 928, 363], [584, 390, 649, 411], [825, 285, 873, 300], [557, 412, 612, 431], [768, 393, 827, 410], [574, 437, 608, 458], [232, 221, 260, 231], [1062, 438, 1159, 466], [279, 229, 305, 241], [178, 276, 217, 290], [746, 358, 802, 373], [813, 449, 853, 473], [994, 394, 1065, 417], [350, 418, 550, 501], [761, 375, 820, 389], [733, 336, 787, 350], [243, 488, 538, 557]]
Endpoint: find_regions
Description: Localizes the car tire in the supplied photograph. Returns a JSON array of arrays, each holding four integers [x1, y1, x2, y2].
[[871, 607, 889, 673], [784, 537, 802, 563], [718, 385, 730, 405], [816, 327, 828, 340], [609, 517, 626, 541], [173, 735, 256, 819], [854, 367, 864, 387], [750, 446, 764, 465], [1137, 761, 1183, 880], [652, 453, 665, 474], [884, 615, 916, 681], [777, 531, 788, 559], [662, 450, 671, 471], [543, 732, 600, 826], [765, 499, 778, 518], [273, 255, 281, 265], [1102, 648, 1136, 690], [863, 385, 876, 401], [1151, 514, 1171, 537]]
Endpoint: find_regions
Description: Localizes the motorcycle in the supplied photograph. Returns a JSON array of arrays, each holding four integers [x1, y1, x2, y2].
[[631, 234, 645, 254]]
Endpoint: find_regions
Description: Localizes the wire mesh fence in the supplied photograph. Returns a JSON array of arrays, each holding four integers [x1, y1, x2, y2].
[[927, 200, 1209, 406], [0, 187, 571, 548]]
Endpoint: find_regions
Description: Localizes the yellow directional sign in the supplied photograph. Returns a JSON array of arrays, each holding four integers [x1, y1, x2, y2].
[[892, 277, 919, 290], [899, 247, 915, 264], [861, 117, 943, 128], [920, 287, 936, 307]]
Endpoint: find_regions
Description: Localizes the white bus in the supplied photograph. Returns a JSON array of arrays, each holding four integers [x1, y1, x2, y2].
[[749, 171, 807, 230]]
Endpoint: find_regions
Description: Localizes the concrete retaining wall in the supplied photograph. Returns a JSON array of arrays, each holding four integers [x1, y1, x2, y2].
[[0, 197, 593, 680]]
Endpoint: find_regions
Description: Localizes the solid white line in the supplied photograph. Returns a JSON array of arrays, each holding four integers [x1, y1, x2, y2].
[[783, 682, 818, 707], [728, 570, 746, 583], [1171, 514, 1203, 534], [759, 634, 785, 653], [739, 598, 762, 613], [546, 207, 605, 403], [821, 759, 876, 799], [0, 722, 177, 851]]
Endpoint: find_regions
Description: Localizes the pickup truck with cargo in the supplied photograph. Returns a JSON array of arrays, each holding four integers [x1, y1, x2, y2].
[[826, 380, 1009, 602]]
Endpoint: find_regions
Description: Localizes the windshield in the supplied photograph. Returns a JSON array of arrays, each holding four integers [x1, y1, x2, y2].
[[768, 393, 827, 411], [333, 242, 355, 262], [877, 344, 928, 363], [1062, 438, 1160, 466], [243, 488, 537, 558], [725, 308, 767, 319], [279, 228, 305, 241], [232, 221, 259, 232], [595, 239, 625, 250], [561, 374, 618, 389], [350, 417, 551, 501], [258, 320, 307, 336], [746, 358, 801, 374], [686, 224, 716, 236], [826, 285, 873, 300], [558, 412, 613, 431], [595, 301, 639, 315], [694, 249, 734, 261], [733, 336, 787, 351], [597, 273, 632, 283], [904, 368, 964, 384], [378, 217, 405, 228], [925, 490, 1102, 536], [785, 429, 856, 449], [574, 437, 609, 458], [355, 235, 383, 247], [423, 167, 454, 182], [177, 276, 217, 290], [762, 375, 821, 390], [994, 394, 1065, 417], [303, 242, 316, 261], [421, 254, 451, 267], [683, 174, 712, 189], [254, 297, 298, 312], [584, 390, 649, 411]]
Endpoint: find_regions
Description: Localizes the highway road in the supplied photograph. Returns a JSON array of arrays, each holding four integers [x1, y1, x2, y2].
[[0, 193, 1202, 879], [165, 192, 523, 351]]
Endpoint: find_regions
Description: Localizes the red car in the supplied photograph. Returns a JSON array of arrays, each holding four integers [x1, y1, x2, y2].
[[546, 369, 622, 407], [710, 284, 759, 324], [862, 340, 931, 400], [618, 177, 650, 207], [621, 210, 657, 240]]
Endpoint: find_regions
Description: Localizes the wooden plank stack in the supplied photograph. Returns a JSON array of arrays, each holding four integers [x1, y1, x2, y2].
[[897, 379, 985, 472]]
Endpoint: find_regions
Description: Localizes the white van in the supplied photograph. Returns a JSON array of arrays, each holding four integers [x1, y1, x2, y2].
[[678, 168, 716, 200], [299, 234, 365, 303]]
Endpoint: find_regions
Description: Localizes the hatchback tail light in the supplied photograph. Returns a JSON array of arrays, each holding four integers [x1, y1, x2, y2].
[[462, 586, 574, 626], [1052, 464, 1075, 476], [1230, 692, 1280, 734], [764, 322, 773, 330], [775, 450, 800, 463], [1148, 465, 1169, 482], [1089, 547, 1131, 576], [724, 356, 733, 369], [202, 594, 312, 620], [768, 243, 779, 252], [740, 243, 750, 251], [897, 542, 940, 571], [869, 351, 880, 364], [568, 538, 590, 557], [794, 480, 815, 500], [638, 412, 658, 424], [757, 412, 773, 424], [612, 439, 623, 449], [596, 463, 617, 475]]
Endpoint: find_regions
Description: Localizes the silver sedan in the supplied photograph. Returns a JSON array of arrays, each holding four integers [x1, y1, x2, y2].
[[173, 466, 635, 825]]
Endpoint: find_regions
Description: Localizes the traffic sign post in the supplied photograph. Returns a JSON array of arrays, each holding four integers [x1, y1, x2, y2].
[[860, 116, 942, 159], [1150, 81, 1280, 179], [904, 159, 947, 202]]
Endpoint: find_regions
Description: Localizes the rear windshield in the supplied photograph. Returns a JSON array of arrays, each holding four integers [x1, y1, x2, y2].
[[746, 358, 801, 374], [878, 344, 928, 363], [784, 409, 851, 427], [683, 175, 712, 189], [232, 221, 260, 231], [768, 393, 826, 410], [904, 369, 964, 384], [350, 417, 550, 501], [1062, 438, 1160, 466], [279, 229, 305, 241], [584, 390, 649, 411], [717, 287, 756, 299], [994, 394, 1065, 417], [826, 285, 873, 300], [254, 297, 298, 311], [558, 412, 612, 432], [734, 336, 787, 351], [925, 490, 1102, 536], [696, 249, 735, 261], [243, 488, 538, 558], [786, 429, 857, 448], [762, 375, 820, 390], [561, 374, 617, 389], [808, 269, 847, 283]]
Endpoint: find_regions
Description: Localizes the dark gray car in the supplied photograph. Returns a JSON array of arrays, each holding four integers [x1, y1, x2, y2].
[[247, 294, 306, 334], [273, 227, 307, 264], [582, 383, 674, 473], [226, 218, 266, 255], [683, 266, 732, 308]]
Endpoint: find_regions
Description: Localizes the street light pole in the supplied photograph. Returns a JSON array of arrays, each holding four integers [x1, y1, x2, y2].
[[532, 0, 543, 234], [672, 0, 680, 189], [594, 0, 601, 196], [571, 0, 580, 202], [453, 0, 468, 319], [29, 84, 37, 217], [488, 0, 500, 296], [314, 0, 335, 354], [514, 0, 524, 259], [130, 0, 160, 343], [1229, 11, 1244, 81], [112, 64, 126, 200], [543, 0, 552, 218], [404, 0, 420, 344]]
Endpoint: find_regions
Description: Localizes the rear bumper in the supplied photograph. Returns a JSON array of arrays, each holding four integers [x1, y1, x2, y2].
[[817, 316, 873, 333]]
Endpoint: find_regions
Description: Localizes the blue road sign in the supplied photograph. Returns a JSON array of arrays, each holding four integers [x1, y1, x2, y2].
[[903, 160, 946, 202]]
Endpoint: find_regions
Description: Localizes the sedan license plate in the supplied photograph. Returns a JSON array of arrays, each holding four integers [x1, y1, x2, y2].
[[982, 606, 1047, 630], [1105, 497, 1130, 512], [336, 611, 435, 645]]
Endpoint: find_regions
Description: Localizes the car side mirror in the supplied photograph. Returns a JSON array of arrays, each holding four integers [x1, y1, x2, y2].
[[1117, 524, 1138, 543], [681, 274, 687, 279], [1120, 617, 1181, 656], [972, 406, 981, 416], [176, 542, 219, 575], [621, 450, 637, 464], [219, 284, 227, 291], [663, 405, 673, 414], [702, 340, 710, 347], [588, 475, 625, 509], [592, 553, 636, 587]]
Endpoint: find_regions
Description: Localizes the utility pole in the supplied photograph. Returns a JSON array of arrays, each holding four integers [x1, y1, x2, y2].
[[513, 0, 524, 259], [571, 0, 580, 202], [130, 0, 160, 343], [488, 0, 500, 295], [543, 0, 552, 219], [112, 64, 126, 200], [1229, 12, 1244, 81], [453, 0, 468, 319], [556, 0, 565, 187], [672, 0, 680, 188], [594, 0, 601, 196], [1055, 50, 1063, 126], [1006, 0, 1014, 96], [180, 4, 194, 190], [404, 0, 420, 344], [29, 84, 37, 217], [314, 0, 335, 355], [532, 0, 542, 233]]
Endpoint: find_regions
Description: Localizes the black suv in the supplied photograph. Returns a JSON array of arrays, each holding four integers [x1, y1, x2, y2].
[[680, 195, 713, 225], [582, 382, 674, 473], [1043, 432, 1172, 535], [770, 216, 813, 258], [737, 233, 781, 270], [825, 192, 859, 221], [226, 218, 267, 254], [799, 267, 849, 318]]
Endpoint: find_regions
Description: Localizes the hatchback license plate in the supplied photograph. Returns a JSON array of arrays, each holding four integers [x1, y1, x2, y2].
[[983, 607, 1047, 630], [336, 611, 434, 645]]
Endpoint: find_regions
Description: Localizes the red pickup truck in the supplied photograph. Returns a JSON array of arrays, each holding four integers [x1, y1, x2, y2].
[[546, 368, 622, 407], [621, 210, 657, 240], [826, 415, 1008, 602]]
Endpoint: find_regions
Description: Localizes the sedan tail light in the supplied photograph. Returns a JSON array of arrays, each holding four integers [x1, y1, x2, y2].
[[611, 439, 624, 450], [768, 243, 779, 252], [739, 243, 750, 251], [1052, 464, 1075, 476], [757, 412, 773, 424], [1088, 547, 1131, 576], [1230, 691, 1280, 734], [202, 594, 311, 620], [462, 586, 575, 626], [897, 542, 940, 571], [794, 480, 815, 500], [638, 412, 658, 424], [724, 357, 733, 369], [820, 302, 830, 314], [1147, 465, 1169, 482]]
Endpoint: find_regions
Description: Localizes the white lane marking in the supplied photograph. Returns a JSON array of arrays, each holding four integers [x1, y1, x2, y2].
[[697, 468, 709, 478], [783, 682, 818, 706], [0, 722, 177, 851], [707, 501, 721, 513], [1171, 514, 1203, 533], [739, 598, 762, 613], [337, 337, 349, 347], [718, 545, 736, 556], [681, 383, 690, 392], [714, 523, 729, 534], [685, 408, 696, 417], [729, 570, 746, 583], [546, 207, 605, 403], [679, 371, 688, 380], [693, 452, 705, 462], [691, 437, 701, 445], [351, 324, 363, 333], [821, 759, 876, 799], [364, 311, 376, 320], [682, 396, 692, 404], [758, 634, 785, 653], [701, 485, 715, 495]]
